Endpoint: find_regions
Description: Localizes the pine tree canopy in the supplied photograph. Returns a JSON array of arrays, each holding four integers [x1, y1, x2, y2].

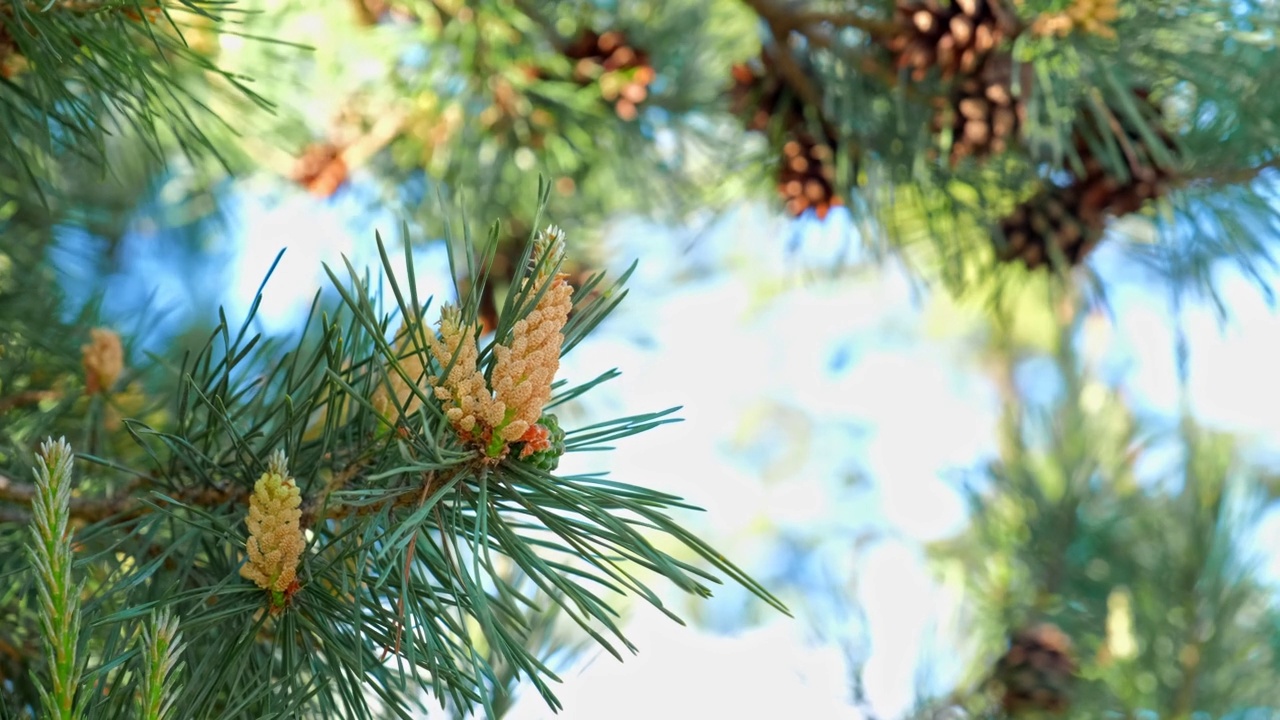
[[3, 0, 1280, 718]]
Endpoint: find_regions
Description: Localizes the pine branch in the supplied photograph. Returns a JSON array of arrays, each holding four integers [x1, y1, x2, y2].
[[0, 458, 425, 526], [138, 609, 185, 720], [752, 3, 899, 42], [508, 0, 568, 51], [1187, 155, 1280, 190], [740, 0, 907, 88]]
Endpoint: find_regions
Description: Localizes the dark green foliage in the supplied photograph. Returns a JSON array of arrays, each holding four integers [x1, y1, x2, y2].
[[0, 0, 273, 205]]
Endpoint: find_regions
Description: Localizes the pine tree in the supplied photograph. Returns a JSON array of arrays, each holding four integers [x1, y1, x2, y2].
[[3, 0, 1280, 718], [917, 290, 1280, 718]]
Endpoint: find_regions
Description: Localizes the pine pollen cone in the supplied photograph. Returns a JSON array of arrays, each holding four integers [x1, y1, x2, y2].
[[81, 327, 124, 396], [426, 305, 504, 438], [371, 326, 428, 424], [489, 274, 573, 448], [241, 450, 305, 596]]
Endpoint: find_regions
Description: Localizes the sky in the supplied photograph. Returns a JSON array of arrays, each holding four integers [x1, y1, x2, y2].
[[56, 170, 1280, 719]]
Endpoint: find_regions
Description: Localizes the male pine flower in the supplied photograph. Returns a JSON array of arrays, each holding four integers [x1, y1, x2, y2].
[[1032, 0, 1120, 39], [241, 450, 305, 604], [371, 325, 428, 424], [427, 304, 504, 439], [81, 327, 124, 395], [489, 225, 573, 455]]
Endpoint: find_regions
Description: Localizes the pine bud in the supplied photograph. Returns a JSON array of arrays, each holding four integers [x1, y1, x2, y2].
[[240, 450, 305, 604], [528, 224, 567, 288], [521, 414, 566, 470], [82, 327, 124, 395]]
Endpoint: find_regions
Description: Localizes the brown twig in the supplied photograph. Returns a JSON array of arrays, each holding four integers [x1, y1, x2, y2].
[[740, 0, 930, 136], [790, 9, 898, 40], [0, 389, 62, 415], [0, 458, 372, 527], [0, 470, 159, 523], [337, 109, 408, 171], [763, 39, 827, 122], [742, 0, 902, 81], [298, 458, 369, 527], [379, 472, 437, 662], [1183, 155, 1280, 190], [347, 0, 380, 26], [1088, 90, 1146, 178]]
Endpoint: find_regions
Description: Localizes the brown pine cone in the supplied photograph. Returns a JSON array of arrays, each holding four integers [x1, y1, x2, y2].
[[887, 0, 1019, 82], [292, 143, 348, 198], [996, 87, 1177, 269], [936, 52, 1033, 164], [777, 134, 841, 219], [561, 28, 655, 120], [997, 184, 1103, 269], [995, 623, 1077, 715]]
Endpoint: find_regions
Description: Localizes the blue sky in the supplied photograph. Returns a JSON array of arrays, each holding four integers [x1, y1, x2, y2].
[[57, 170, 1280, 718]]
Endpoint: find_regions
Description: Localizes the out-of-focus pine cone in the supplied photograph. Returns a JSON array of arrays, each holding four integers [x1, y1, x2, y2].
[[996, 87, 1177, 269], [561, 28, 655, 121], [933, 52, 1033, 164], [995, 623, 1077, 715], [291, 142, 348, 198], [777, 134, 841, 220], [887, 0, 1019, 82]]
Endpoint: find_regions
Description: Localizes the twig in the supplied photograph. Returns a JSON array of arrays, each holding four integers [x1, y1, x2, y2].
[[299, 459, 368, 526], [742, 0, 833, 111], [763, 39, 827, 122], [1184, 155, 1280, 189], [338, 109, 408, 171], [1, 470, 158, 523], [0, 389, 62, 414], [0, 470, 36, 504], [346, 0, 379, 26], [741, 0, 925, 119], [790, 10, 898, 39], [237, 107, 409, 186], [379, 472, 437, 662], [0, 458, 423, 527], [1089, 90, 1145, 178]]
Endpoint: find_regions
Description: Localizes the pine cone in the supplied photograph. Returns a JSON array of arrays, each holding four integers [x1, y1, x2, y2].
[[562, 28, 655, 121], [1032, 0, 1121, 39], [887, 0, 1019, 82], [935, 52, 1032, 164], [291, 142, 348, 198], [995, 623, 1076, 715], [777, 133, 841, 219], [996, 87, 1176, 269], [997, 184, 1103, 269]]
